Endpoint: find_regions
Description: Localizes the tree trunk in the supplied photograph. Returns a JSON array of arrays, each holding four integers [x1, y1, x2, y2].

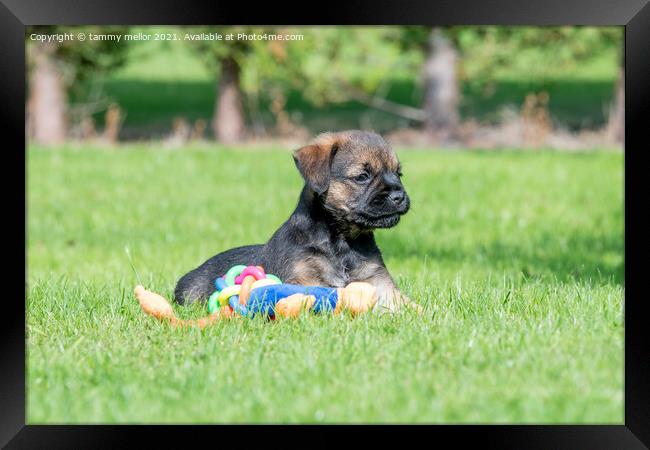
[[213, 56, 245, 143], [606, 67, 624, 145], [28, 41, 67, 145], [422, 28, 459, 139]]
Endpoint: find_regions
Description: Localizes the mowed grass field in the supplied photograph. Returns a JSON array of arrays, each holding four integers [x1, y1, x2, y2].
[[27, 145, 624, 423]]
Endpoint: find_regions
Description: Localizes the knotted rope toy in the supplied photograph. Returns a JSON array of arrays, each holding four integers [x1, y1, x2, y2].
[[135, 264, 378, 328]]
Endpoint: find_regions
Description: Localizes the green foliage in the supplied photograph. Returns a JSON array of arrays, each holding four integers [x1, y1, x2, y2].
[[180, 26, 422, 106], [111, 30, 212, 82], [282, 27, 420, 105], [27, 26, 130, 86], [183, 26, 266, 69], [452, 26, 622, 81], [271, 26, 622, 106], [27, 145, 623, 423], [51, 25, 622, 132]]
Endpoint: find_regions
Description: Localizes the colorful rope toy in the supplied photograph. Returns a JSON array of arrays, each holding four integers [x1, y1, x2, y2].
[[207, 264, 283, 316], [134, 264, 379, 328]]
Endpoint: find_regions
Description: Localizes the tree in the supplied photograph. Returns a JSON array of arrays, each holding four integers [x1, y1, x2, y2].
[[277, 27, 427, 122], [452, 26, 623, 140], [607, 66, 624, 143], [421, 29, 459, 138], [605, 33, 624, 144], [214, 55, 245, 143], [296, 27, 622, 139], [185, 26, 623, 144], [276, 27, 458, 138], [187, 27, 458, 140], [28, 35, 67, 145], [26, 26, 129, 145], [186, 27, 273, 143]]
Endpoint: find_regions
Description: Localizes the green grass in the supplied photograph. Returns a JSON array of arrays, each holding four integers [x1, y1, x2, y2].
[[27, 145, 624, 423]]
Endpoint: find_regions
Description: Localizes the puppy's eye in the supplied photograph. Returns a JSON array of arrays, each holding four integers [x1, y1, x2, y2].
[[354, 172, 370, 183]]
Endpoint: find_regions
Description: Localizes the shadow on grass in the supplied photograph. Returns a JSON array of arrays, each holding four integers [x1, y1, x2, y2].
[[384, 229, 623, 285]]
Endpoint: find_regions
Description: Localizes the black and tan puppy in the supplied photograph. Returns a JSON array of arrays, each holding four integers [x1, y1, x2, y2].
[[175, 130, 418, 312]]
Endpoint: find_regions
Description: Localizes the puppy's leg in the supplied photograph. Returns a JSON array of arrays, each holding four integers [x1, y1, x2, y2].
[[174, 268, 216, 305], [364, 271, 422, 314], [374, 282, 422, 314]]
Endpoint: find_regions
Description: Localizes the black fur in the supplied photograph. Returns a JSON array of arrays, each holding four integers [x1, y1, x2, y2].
[[174, 244, 263, 304]]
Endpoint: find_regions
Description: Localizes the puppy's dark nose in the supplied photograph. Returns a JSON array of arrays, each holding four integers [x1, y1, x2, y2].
[[389, 190, 405, 206]]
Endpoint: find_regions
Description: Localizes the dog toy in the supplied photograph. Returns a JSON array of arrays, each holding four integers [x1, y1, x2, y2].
[[207, 264, 281, 315], [134, 264, 378, 328]]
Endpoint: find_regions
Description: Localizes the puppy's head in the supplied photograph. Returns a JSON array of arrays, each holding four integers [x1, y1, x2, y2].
[[293, 130, 410, 230]]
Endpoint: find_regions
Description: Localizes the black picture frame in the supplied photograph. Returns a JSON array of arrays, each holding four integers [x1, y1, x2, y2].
[[2, 0, 647, 447]]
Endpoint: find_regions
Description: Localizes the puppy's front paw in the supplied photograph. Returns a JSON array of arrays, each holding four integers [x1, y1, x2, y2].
[[373, 291, 422, 315], [408, 301, 424, 315]]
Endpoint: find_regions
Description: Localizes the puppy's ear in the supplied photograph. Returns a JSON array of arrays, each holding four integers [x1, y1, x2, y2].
[[293, 141, 339, 194]]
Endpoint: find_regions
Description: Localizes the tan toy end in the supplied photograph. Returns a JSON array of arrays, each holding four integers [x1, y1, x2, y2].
[[134, 285, 175, 320], [275, 293, 316, 318], [336, 282, 378, 316]]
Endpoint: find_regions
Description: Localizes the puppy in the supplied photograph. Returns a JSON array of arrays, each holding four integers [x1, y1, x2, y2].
[[175, 130, 417, 312]]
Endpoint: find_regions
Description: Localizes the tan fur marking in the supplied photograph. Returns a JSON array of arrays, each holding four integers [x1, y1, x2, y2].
[[367, 149, 384, 173], [386, 153, 399, 172], [350, 260, 390, 282], [325, 180, 352, 212], [346, 147, 399, 175], [293, 144, 331, 190], [375, 148, 399, 173], [313, 131, 349, 149], [294, 132, 351, 193], [287, 259, 324, 285], [346, 161, 369, 177]]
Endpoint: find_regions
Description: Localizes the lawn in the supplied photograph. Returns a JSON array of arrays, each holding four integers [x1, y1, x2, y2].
[[26, 145, 624, 423]]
